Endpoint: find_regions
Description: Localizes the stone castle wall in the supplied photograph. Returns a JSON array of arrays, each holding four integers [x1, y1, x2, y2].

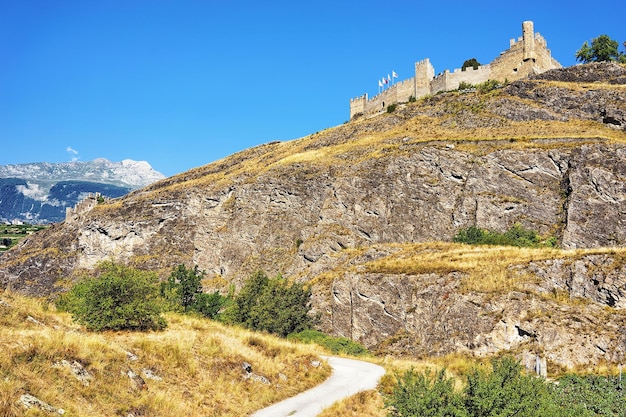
[[349, 21, 561, 119], [65, 193, 108, 223]]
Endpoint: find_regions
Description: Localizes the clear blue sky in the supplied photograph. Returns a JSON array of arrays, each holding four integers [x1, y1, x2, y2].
[[1, 1, 624, 177]]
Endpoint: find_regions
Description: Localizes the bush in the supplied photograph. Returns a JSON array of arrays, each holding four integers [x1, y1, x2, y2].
[[58, 262, 166, 331], [476, 79, 501, 94], [386, 357, 557, 417], [458, 81, 475, 91], [551, 374, 626, 416], [387, 103, 397, 113], [385, 368, 466, 417], [192, 291, 228, 319], [453, 224, 551, 248], [464, 357, 554, 417], [224, 270, 315, 337], [288, 329, 368, 356], [160, 264, 229, 319]]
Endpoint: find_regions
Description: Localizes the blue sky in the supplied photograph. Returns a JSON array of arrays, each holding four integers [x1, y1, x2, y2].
[[1, 1, 624, 177]]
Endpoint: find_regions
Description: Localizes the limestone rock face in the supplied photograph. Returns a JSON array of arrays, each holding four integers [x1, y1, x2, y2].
[[314, 252, 626, 369]]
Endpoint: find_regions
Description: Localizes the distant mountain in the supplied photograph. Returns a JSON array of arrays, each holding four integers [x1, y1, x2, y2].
[[0, 159, 165, 224]]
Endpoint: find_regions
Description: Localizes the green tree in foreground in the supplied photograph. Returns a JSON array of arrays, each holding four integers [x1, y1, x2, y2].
[[224, 270, 315, 337], [575, 34, 625, 63], [58, 262, 166, 331]]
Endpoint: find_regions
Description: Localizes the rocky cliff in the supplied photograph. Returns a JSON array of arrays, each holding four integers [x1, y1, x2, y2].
[[1, 63, 625, 370]]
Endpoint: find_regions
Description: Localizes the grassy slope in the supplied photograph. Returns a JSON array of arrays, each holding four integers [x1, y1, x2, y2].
[[0, 294, 331, 417]]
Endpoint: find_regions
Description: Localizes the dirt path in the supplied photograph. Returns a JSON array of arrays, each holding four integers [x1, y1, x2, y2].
[[250, 356, 385, 417]]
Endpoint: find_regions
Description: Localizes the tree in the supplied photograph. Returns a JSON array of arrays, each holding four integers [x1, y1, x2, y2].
[[59, 262, 166, 331], [224, 270, 315, 337], [575, 35, 622, 63], [462, 58, 481, 71], [163, 264, 204, 311]]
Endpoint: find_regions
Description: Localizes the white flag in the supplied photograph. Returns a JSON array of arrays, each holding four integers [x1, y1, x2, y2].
[[378, 80, 383, 88], [392, 71, 398, 78]]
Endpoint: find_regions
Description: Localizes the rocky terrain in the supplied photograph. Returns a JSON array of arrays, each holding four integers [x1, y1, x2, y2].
[[1, 63, 625, 370]]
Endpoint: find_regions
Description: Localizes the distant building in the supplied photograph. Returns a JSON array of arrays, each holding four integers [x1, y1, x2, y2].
[[349, 21, 561, 119]]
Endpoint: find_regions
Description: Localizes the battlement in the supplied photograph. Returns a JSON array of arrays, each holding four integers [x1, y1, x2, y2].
[[349, 21, 561, 119], [65, 193, 110, 223]]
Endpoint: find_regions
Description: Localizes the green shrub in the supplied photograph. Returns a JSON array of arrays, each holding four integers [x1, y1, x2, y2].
[[464, 357, 555, 417], [458, 81, 474, 91], [551, 374, 626, 416], [288, 329, 368, 356], [476, 79, 502, 94], [408, 95, 416, 103], [160, 264, 229, 319], [192, 291, 228, 319], [453, 224, 552, 248], [385, 368, 467, 417], [58, 262, 166, 331], [223, 270, 315, 337], [387, 103, 397, 113]]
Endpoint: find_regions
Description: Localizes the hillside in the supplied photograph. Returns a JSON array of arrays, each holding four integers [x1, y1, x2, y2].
[[1, 63, 625, 370], [0, 293, 329, 416]]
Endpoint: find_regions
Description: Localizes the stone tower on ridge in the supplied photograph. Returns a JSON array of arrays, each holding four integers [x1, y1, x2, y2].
[[349, 21, 561, 119]]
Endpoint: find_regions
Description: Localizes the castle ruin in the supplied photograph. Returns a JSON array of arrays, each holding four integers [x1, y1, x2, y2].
[[349, 21, 561, 119]]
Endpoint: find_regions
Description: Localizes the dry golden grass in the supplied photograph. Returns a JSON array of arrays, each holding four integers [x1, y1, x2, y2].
[[362, 242, 626, 295], [0, 292, 330, 417], [84, 76, 625, 212], [317, 389, 385, 417]]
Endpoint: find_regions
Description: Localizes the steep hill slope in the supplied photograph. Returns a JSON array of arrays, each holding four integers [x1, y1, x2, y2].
[[0, 294, 329, 416], [1, 63, 625, 369]]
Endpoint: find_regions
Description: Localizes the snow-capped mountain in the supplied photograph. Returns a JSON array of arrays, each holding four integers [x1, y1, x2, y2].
[[0, 159, 165, 224], [0, 158, 164, 189]]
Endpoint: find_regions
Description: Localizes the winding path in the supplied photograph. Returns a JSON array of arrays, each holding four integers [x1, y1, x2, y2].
[[250, 356, 385, 417]]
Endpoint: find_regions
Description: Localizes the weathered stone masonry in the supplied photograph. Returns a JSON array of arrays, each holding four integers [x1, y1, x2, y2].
[[349, 21, 561, 118]]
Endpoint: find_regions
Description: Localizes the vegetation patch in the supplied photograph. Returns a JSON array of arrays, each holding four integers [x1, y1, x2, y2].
[[453, 224, 557, 248], [384, 356, 626, 417], [0, 224, 47, 252], [288, 329, 369, 356], [0, 292, 329, 416]]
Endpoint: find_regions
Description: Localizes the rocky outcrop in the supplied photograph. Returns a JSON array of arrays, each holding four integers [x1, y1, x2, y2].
[[1, 64, 625, 368], [315, 251, 626, 369]]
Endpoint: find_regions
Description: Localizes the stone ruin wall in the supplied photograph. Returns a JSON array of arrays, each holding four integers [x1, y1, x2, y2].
[[65, 193, 109, 223], [349, 21, 561, 119]]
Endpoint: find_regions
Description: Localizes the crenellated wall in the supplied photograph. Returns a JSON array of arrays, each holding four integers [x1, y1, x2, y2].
[[349, 21, 561, 119], [65, 193, 109, 223]]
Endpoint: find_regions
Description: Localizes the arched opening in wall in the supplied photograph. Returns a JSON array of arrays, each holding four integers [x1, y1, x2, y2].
[[382, 101, 385, 108]]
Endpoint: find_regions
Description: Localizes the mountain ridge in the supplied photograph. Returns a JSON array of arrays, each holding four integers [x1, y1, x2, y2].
[[0, 158, 165, 223]]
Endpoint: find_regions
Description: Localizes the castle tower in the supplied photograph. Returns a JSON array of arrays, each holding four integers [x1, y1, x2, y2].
[[522, 21, 535, 61], [350, 94, 368, 119], [414, 58, 435, 97]]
